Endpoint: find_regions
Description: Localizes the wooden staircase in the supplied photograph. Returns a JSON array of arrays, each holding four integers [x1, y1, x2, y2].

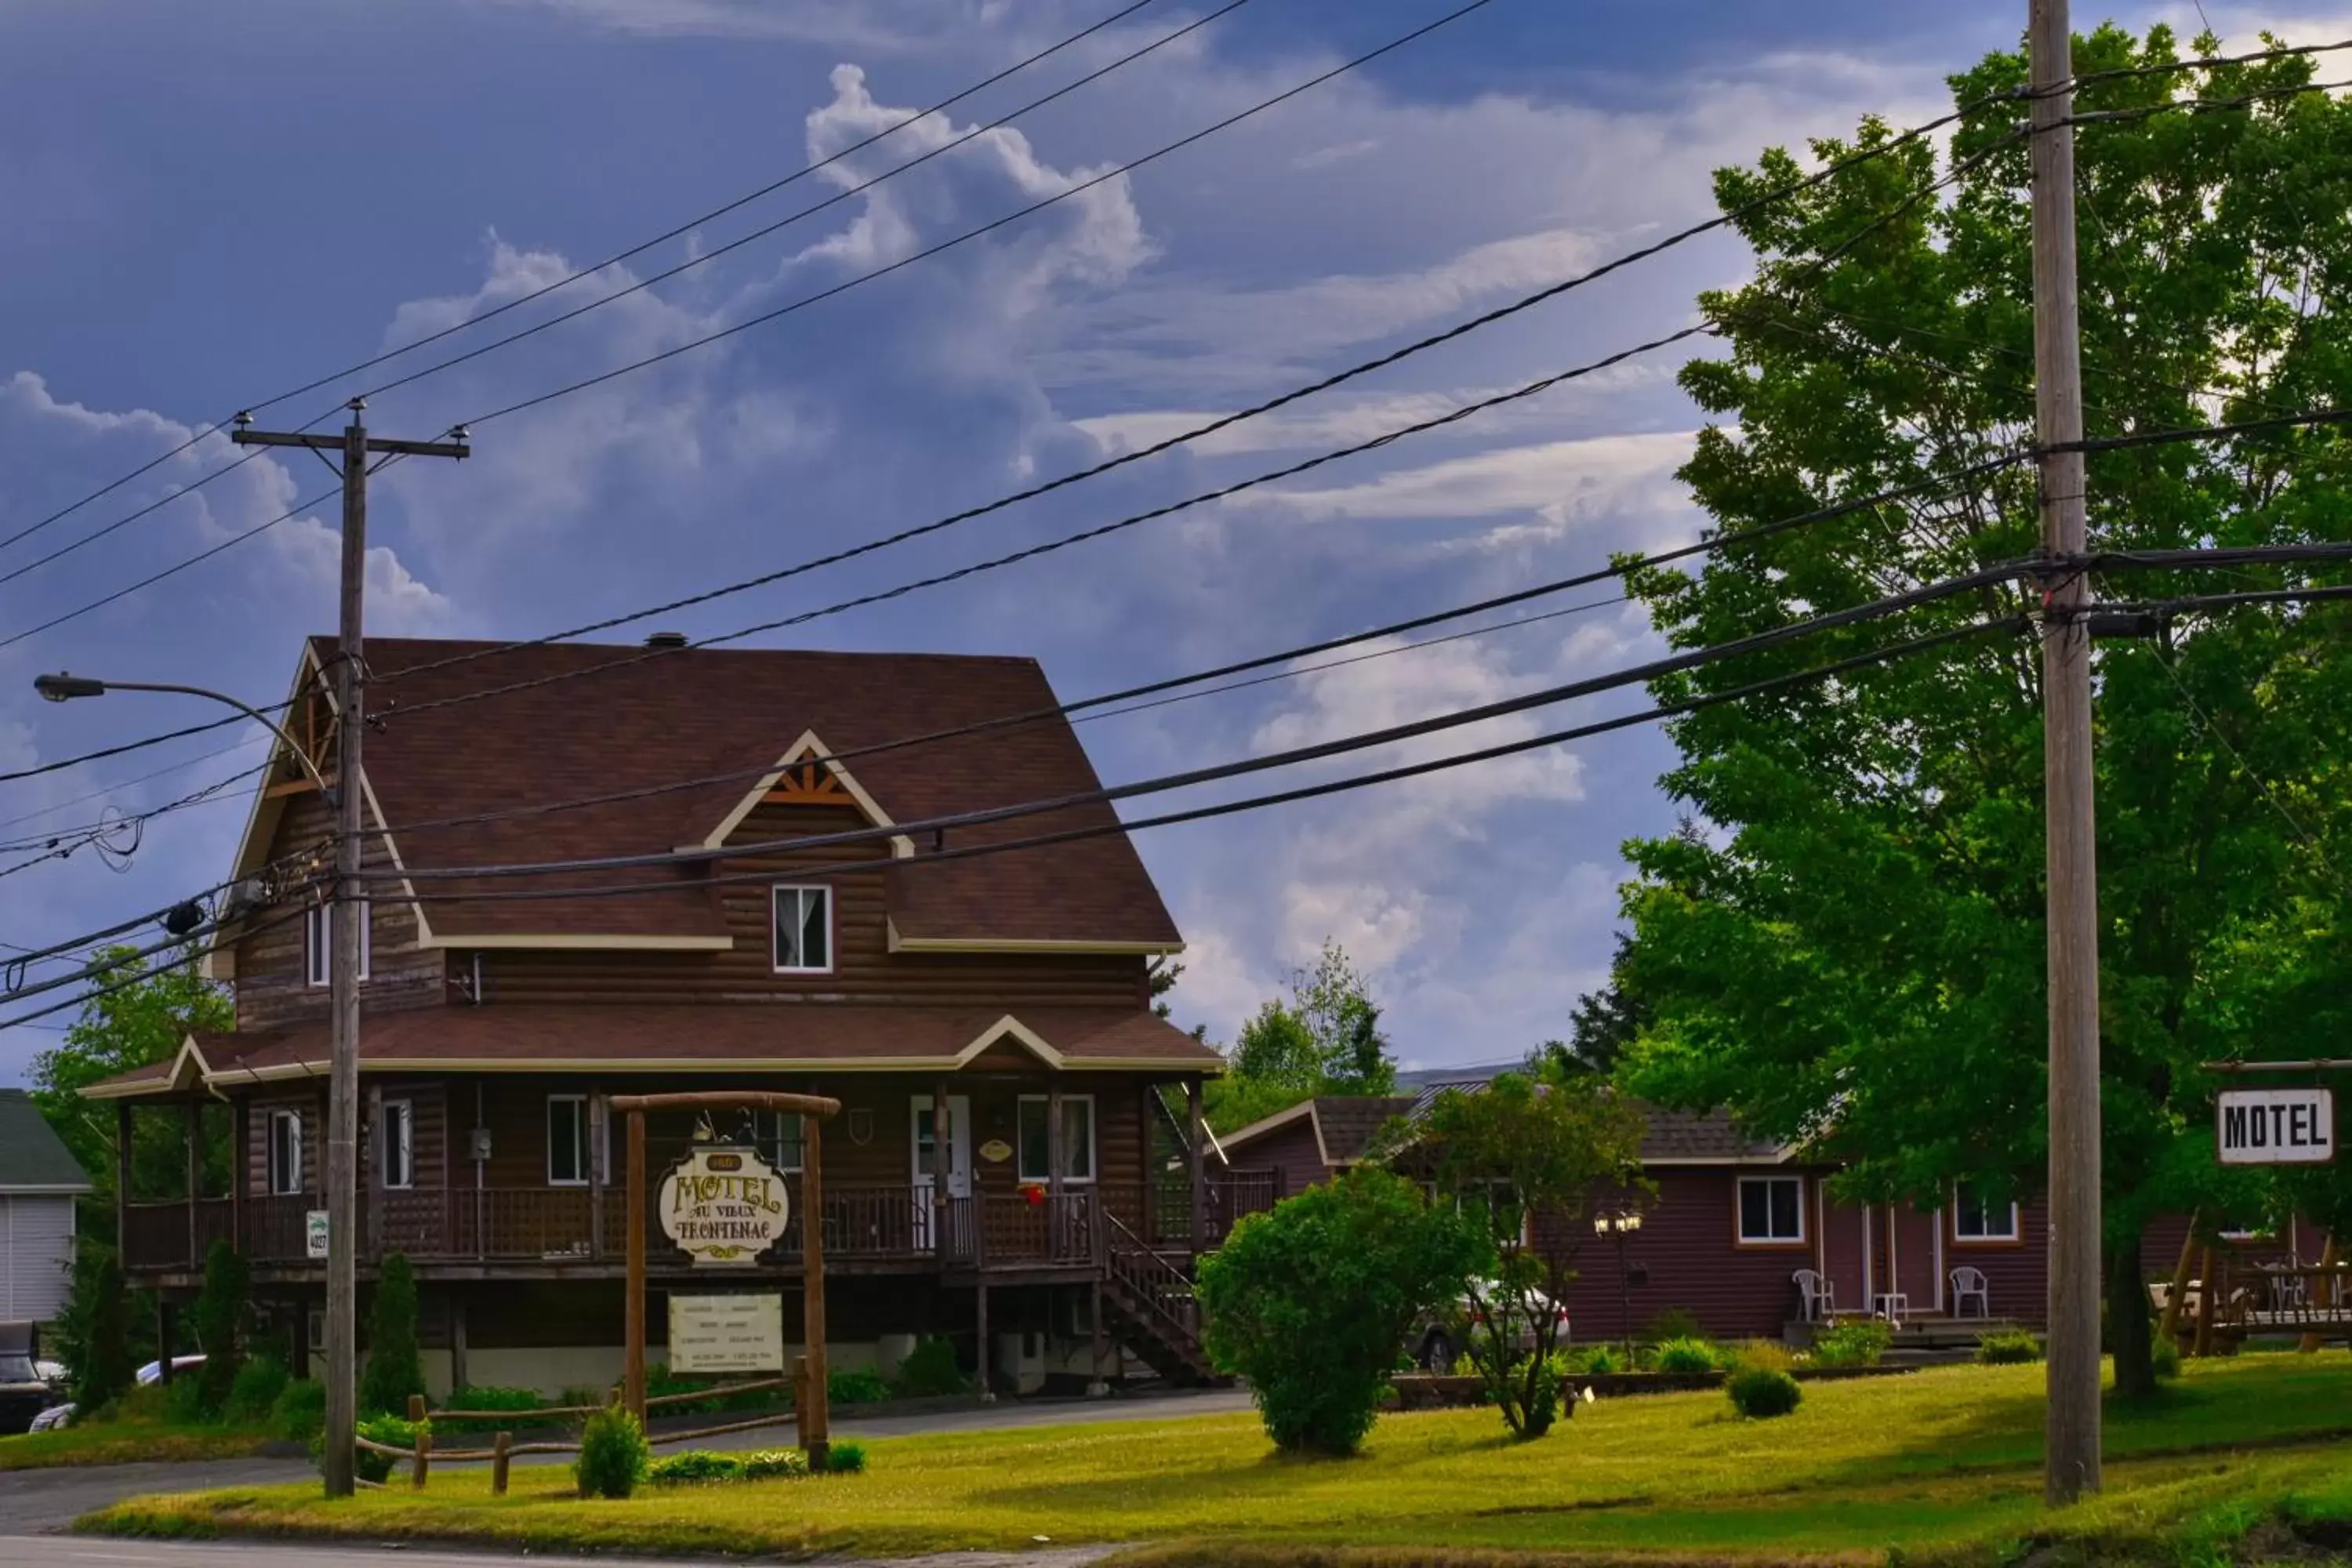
[[1100, 1212, 1225, 1385]]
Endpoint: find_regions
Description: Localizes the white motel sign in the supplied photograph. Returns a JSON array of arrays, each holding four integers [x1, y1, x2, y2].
[[659, 1144, 791, 1265], [2216, 1087, 2336, 1166]]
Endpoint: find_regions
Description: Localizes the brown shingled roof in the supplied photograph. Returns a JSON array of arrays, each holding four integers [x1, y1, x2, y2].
[[306, 638, 1181, 947], [82, 1004, 1220, 1097]]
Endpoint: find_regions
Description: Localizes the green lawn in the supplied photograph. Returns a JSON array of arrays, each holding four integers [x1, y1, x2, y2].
[[0, 1419, 274, 1471], [81, 1355, 2352, 1565]]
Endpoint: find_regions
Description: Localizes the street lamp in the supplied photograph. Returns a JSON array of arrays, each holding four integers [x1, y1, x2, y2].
[[34, 675, 333, 800], [1595, 1209, 1644, 1361]]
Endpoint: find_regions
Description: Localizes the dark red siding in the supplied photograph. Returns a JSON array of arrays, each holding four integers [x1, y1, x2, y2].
[[1560, 1167, 1824, 1342]]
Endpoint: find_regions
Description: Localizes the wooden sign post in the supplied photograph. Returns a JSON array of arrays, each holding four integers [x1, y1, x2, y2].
[[609, 1091, 842, 1468]]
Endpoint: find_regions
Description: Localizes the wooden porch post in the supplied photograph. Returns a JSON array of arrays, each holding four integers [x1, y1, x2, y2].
[[184, 1095, 202, 1266], [1186, 1076, 1206, 1255], [114, 1102, 132, 1253], [933, 1079, 952, 1250], [157, 1298, 176, 1382], [800, 1112, 830, 1470], [1089, 1280, 1108, 1398], [450, 1294, 470, 1392], [587, 1092, 607, 1260], [624, 1109, 646, 1420], [231, 1098, 248, 1253], [975, 1283, 993, 1405]]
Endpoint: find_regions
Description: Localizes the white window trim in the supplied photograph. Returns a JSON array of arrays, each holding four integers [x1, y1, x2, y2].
[[1015, 1094, 1097, 1185], [1951, 1184, 2021, 1242], [771, 884, 835, 975], [1737, 1174, 1806, 1244], [304, 899, 371, 987], [380, 1099, 415, 1191], [546, 1094, 597, 1188], [268, 1109, 304, 1196], [752, 1109, 807, 1174]]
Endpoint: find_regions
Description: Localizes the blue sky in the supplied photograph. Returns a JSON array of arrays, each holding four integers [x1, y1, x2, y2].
[[0, 0, 2318, 1080]]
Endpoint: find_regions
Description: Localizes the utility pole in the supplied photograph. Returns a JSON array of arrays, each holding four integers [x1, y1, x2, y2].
[[233, 400, 467, 1497], [2027, 0, 2102, 1504]]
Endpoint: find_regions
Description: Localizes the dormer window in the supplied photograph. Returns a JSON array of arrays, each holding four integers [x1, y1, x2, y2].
[[772, 885, 833, 974]]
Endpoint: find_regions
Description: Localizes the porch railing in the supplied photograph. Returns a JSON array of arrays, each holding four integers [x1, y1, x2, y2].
[[118, 1168, 1284, 1273]]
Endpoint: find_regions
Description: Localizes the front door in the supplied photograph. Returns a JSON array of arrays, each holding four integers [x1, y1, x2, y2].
[[911, 1096, 971, 1250]]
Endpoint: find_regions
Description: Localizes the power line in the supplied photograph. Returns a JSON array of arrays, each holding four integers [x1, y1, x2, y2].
[[0, 734, 267, 837], [0, 0, 1175, 562], [0, 903, 307, 1035]]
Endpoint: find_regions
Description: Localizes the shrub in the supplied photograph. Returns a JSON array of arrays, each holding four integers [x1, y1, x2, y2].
[[1196, 1168, 1491, 1456], [891, 1335, 967, 1398], [1727, 1366, 1802, 1418], [575, 1405, 651, 1499], [648, 1450, 746, 1486], [358, 1254, 426, 1417], [1809, 1319, 1892, 1369], [558, 1384, 610, 1413], [1731, 1338, 1795, 1376], [223, 1355, 290, 1425], [57, 1247, 134, 1415], [1504, 1352, 1570, 1438], [163, 1374, 209, 1425], [1651, 1336, 1720, 1375], [191, 1240, 252, 1418], [442, 1384, 544, 1413], [644, 1363, 775, 1414], [1573, 1345, 1623, 1375], [828, 1368, 891, 1405], [743, 1447, 810, 1480], [2151, 1335, 2183, 1382], [1640, 1308, 1705, 1346], [270, 1378, 326, 1444], [823, 1439, 868, 1474], [1975, 1330, 2044, 1366], [314, 1412, 423, 1484]]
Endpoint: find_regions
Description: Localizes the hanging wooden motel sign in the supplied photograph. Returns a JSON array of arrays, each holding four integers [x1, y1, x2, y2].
[[660, 1144, 791, 1265], [2216, 1087, 2336, 1167]]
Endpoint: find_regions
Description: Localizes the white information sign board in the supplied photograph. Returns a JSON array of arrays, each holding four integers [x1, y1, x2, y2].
[[306, 1210, 329, 1260], [2216, 1087, 2336, 1165], [667, 1292, 785, 1374]]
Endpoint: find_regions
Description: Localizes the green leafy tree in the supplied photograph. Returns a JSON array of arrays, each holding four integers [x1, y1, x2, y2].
[[1565, 935, 1653, 1075], [358, 1254, 426, 1417], [1410, 1062, 1650, 1438], [29, 943, 234, 1219], [1612, 23, 2352, 1398], [53, 1247, 134, 1414], [1197, 1168, 1490, 1455], [191, 1240, 252, 1417], [1206, 942, 1399, 1133]]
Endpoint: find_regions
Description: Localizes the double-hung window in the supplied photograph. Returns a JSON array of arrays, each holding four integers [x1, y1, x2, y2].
[[379, 1100, 414, 1190], [1016, 1095, 1095, 1184], [1951, 1181, 2020, 1242], [304, 898, 371, 987], [750, 1109, 806, 1174], [772, 885, 833, 974], [547, 1095, 601, 1186], [267, 1109, 304, 1196], [1737, 1174, 1806, 1244]]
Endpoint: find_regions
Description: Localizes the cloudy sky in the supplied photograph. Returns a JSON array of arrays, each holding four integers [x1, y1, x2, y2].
[[0, 0, 2324, 1080]]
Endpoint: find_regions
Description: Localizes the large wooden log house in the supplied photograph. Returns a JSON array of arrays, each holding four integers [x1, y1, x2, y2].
[[87, 636, 1257, 1396]]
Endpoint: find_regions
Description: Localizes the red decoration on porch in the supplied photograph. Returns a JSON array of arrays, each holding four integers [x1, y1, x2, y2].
[[1020, 1182, 1047, 1207]]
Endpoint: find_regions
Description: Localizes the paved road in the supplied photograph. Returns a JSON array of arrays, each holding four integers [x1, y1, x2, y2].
[[0, 1386, 1253, 1549]]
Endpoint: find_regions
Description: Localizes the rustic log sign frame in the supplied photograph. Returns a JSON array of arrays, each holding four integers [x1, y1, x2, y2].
[[610, 1090, 843, 1467]]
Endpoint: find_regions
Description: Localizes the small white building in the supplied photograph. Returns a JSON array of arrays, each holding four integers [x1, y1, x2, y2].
[[0, 1090, 89, 1322]]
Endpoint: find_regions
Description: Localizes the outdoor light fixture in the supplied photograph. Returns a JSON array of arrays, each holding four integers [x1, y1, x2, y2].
[[33, 673, 106, 702], [30, 673, 334, 800]]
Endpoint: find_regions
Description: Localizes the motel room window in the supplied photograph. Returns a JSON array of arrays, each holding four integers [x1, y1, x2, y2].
[[1951, 1181, 2020, 1242], [1737, 1174, 1806, 1244], [304, 898, 371, 987], [267, 1110, 304, 1196], [379, 1100, 414, 1190], [1017, 1095, 1095, 1184], [547, 1095, 597, 1187], [750, 1109, 806, 1174], [771, 885, 833, 974]]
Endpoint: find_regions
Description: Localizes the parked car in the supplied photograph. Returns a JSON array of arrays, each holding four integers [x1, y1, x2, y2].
[[1411, 1287, 1567, 1374], [136, 1355, 206, 1386], [0, 1323, 56, 1437]]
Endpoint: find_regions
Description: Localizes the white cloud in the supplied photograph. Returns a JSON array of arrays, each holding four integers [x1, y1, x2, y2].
[[1245, 430, 1696, 528]]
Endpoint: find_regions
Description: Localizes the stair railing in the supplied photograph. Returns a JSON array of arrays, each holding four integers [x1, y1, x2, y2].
[[1103, 1209, 1202, 1347]]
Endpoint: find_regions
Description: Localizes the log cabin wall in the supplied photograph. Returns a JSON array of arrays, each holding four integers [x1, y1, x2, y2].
[[231, 786, 445, 1030]]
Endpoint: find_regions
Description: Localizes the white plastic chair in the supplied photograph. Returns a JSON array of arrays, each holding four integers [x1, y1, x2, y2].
[[1950, 1265, 1991, 1319], [1792, 1269, 1835, 1323]]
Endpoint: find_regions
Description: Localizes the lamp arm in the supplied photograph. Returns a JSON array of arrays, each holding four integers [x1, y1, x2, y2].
[[98, 682, 334, 798]]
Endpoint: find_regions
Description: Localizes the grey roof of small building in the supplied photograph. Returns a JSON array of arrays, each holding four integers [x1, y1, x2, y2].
[[1310, 1097, 1420, 1163], [0, 1091, 93, 1192]]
